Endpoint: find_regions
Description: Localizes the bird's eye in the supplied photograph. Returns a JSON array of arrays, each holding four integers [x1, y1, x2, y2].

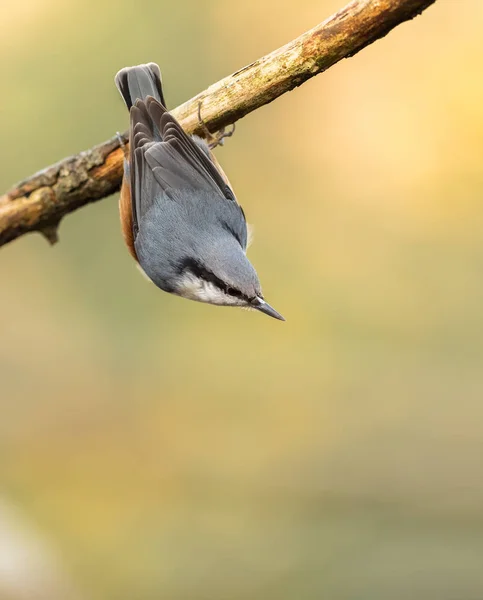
[[226, 286, 243, 299]]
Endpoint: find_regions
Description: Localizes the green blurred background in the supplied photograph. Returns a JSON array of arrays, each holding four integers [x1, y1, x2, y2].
[[1, 0, 483, 598]]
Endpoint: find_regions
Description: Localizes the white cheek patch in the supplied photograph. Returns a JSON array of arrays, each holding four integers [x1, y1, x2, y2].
[[176, 272, 244, 307]]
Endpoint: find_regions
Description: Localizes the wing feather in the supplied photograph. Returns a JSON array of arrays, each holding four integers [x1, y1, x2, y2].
[[128, 96, 239, 238]]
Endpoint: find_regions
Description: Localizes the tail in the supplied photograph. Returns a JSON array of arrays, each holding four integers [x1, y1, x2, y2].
[[115, 63, 166, 110]]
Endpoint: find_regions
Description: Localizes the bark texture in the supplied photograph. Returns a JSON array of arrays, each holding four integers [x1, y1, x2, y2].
[[0, 0, 436, 247]]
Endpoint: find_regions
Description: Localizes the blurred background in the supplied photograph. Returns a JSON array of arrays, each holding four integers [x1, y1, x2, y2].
[[1, 0, 483, 598]]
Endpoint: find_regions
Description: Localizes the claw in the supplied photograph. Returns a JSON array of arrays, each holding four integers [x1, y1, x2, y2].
[[197, 102, 236, 149], [215, 123, 236, 148], [116, 131, 128, 158]]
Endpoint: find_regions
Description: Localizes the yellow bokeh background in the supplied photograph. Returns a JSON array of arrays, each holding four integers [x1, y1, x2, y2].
[[1, 0, 483, 598]]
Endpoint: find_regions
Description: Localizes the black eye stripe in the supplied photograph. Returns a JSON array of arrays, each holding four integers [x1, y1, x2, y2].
[[177, 258, 254, 302]]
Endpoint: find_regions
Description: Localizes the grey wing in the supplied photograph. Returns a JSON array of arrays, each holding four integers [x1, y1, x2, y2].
[[129, 97, 240, 238]]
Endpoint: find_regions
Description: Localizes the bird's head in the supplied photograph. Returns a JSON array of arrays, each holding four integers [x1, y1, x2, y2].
[[173, 239, 284, 321], [135, 191, 284, 321]]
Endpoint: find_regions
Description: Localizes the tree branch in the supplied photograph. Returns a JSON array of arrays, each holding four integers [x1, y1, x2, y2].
[[0, 0, 436, 248]]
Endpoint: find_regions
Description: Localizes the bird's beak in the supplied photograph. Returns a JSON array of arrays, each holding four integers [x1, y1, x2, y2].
[[252, 297, 285, 321]]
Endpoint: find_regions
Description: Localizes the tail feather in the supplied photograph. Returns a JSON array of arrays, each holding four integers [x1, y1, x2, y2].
[[115, 63, 166, 110]]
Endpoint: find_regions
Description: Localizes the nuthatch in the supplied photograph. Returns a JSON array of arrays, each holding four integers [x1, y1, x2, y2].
[[115, 63, 284, 321]]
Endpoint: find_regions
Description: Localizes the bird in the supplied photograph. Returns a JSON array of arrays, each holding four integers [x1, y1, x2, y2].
[[114, 62, 284, 321]]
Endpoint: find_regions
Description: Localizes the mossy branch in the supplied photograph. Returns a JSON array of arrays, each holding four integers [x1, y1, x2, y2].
[[0, 0, 436, 247]]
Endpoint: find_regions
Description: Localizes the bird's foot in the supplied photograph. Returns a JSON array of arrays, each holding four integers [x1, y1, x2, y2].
[[197, 102, 236, 149], [116, 131, 128, 157]]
